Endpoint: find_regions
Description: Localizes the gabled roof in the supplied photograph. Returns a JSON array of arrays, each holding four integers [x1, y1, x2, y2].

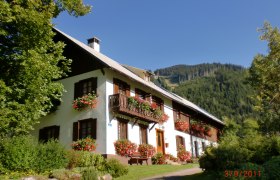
[[54, 28, 224, 125]]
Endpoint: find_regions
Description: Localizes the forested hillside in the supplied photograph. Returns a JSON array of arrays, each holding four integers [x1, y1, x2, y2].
[[154, 64, 257, 123]]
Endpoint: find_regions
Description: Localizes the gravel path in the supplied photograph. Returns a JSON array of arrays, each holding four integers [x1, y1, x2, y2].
[[142, 167, 203, 180]]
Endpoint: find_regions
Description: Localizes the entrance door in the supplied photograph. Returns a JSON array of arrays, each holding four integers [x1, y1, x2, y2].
[[156, 129, 165, 154]]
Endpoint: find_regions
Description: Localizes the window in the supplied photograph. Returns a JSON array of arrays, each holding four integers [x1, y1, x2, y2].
[[73, 118, 97, 141], [194, 141, 199, 157], [113, 78, 130, 96], [202, 142, 206, 151], [139, 126, 148, 144], [135, 88, 150, 100], [152, 95, 164, 111], [118, 119, 128, 139], [74, 77, 97, 99], [176, 135, 185, 151], [39, 125, 60, 142]]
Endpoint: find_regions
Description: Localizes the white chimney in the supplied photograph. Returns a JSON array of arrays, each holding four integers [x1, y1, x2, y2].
[[87, 37, 100, 52]]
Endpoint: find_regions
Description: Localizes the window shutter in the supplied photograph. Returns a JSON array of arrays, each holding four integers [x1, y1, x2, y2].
[[91, 77, 97, 94], [125, 84, 130, 96], [74, 82, 81, 99], [73, 122, 79, 141], [91, 119, 97, 139], [176, 136, 180, 151], [113, 79, 119, 94], [54, 126, 60, 140], [182, 137, 185, 148]]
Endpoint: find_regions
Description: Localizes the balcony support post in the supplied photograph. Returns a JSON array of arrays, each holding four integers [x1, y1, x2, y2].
[[149, 122, 157, 132]]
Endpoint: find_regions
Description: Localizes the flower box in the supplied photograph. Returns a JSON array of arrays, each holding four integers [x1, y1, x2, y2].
[[175, 120, 189, 131], [72, 92, 97, 111]]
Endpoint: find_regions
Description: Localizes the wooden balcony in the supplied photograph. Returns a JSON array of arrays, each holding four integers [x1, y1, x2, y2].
[[109, 94, 160, 123]]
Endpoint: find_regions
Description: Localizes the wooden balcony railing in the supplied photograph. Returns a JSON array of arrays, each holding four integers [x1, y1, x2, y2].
[[109, 94, 160, 123]]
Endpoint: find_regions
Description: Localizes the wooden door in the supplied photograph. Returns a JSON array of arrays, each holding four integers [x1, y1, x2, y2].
[[156, 129, 165, 154]]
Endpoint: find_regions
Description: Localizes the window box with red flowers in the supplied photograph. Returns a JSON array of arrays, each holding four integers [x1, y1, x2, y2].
[[190, 121, 205, 134], [175, 119, 189, 131], [72, 92, 97, 111], [114, 139, 137, 157], [177, 144, 191, 162], [71, 137, 97, 151], [138, 144, 156, 158]]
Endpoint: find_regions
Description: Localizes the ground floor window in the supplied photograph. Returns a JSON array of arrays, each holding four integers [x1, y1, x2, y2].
[[73, 118, 97, 141], [118, 119, 128, 140], [194, 140, 199, 157], [202, 142, 206, 151], [139, 125, 148, 144], [176, 135, 185, 150], [39, 125, 60, 142]]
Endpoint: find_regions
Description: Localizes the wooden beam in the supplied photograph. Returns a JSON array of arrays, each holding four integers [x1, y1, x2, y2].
[[149, 122, 157, 131]]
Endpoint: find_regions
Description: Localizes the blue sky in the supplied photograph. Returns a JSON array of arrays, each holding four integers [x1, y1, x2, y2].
[[53, 0, 280, 70]]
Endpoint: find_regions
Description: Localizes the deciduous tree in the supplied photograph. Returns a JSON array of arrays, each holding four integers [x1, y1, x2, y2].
[[0, 0, 91, 136]]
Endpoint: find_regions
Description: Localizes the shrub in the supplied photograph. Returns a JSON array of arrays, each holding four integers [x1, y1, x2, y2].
[[49, 168, 81, 180], [0, 135, 37, 172], [151, 153, 166, 164], [164, 154, 178, 162], [177, 145, 191, 162], [104, 158, 128, 178], [72, 137, 97, 151], [35, 139, 68, 173], [82, 167, 99, 180], [78, 151, 106, 171], [263, 156, 280, 180], [114, 139, 137, 156], [66, 150, 82, 169], [138, 144, 156, 157], [238, 163, 265, 180]]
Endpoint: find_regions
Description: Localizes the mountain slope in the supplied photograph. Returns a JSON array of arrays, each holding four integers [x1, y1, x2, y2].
[[154, 64, 257, 123]]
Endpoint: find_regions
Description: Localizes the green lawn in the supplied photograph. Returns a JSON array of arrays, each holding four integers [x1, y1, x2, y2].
[[116, 164, 199, 180], [181, 172, 217, 180]]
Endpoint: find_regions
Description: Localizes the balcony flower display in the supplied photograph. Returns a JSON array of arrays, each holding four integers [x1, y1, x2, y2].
[[71, 137, 96, 151], [204, 125, 212, 136], [190, 120, 205, 133], [114, 139, 137, 157], [175, 119, 189, 131], [150, 102, 158, 111], [177, 144, 191, 162], [138, 144, 156, 158], [72, 92, 97, 111], [159, 113, 169, 124]]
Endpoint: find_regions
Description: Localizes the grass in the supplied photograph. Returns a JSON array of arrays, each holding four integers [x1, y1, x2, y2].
[[116, 163, 199, 180], [182, 172, 218, 180]]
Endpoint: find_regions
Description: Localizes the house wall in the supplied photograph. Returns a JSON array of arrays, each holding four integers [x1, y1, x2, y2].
[[31, 67, 219, 158], [104, 69, 216, 157], [31, 69, 107, 153]]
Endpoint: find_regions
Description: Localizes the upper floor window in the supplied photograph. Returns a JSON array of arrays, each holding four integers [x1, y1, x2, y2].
[[73, 118, 97, 141], [113, 78, 130, 96], [135, 88, 150, 100], [152, 95, 164, 111], [39, 125, 60, 142], [74, 77, 97, 99]]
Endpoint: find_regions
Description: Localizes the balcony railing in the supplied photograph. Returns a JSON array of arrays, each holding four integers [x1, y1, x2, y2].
[[109, 94, 160, 123]]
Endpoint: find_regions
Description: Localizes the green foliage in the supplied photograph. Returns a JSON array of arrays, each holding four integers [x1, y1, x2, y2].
[[249, 22, 280, 134], [78, 152, 106, 171], [0, 0, 91, 137], [81, 167, 99, 180], [35, 140, 68, 173], [0, 136, 68, 174], [49, 168, 81, 180], [0, 135, 37, 172], [151, 153, 166, 165], [104, 158, 128, 178], [71, 137, 97, 151], [66, 150, 81, 169], [155, 64, 257, 124], [263, 156, 280, 180]]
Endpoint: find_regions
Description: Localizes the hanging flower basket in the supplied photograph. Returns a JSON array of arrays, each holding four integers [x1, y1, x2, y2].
[[72, 92, 97, 111], [175, 119, 189, 131]]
